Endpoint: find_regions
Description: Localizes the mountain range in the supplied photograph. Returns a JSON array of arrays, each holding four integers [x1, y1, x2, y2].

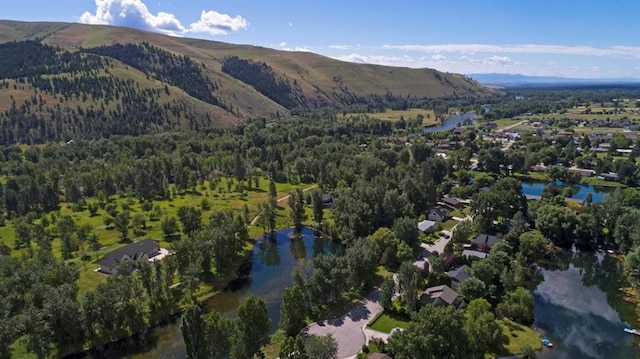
[[0, 20, 497, 143], [468, 73, 640, 87]]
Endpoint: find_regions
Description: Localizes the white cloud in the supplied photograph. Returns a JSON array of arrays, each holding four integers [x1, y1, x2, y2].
[[330, 44, 360, 50], [289, 22, 294, 27], [485, 55, 512, 65], [188, 10, 248, 35], [279, 42, 287, 48], [431, 54, 447, 61], [79, 0, 247, 36]]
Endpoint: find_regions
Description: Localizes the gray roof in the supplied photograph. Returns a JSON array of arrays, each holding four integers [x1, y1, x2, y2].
[[471, 234, 499, 248], [463, 249, 488, 259], [98, 239, 159, 269], [442, 197, 461, 206], [417, 219, 437, 232], [447, 265, 473, 284], [422, 285, 459, 305], [429, 205, 450, 219]]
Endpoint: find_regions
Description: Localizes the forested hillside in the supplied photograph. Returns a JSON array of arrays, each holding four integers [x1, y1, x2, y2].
[[0, 20, 498, 145]]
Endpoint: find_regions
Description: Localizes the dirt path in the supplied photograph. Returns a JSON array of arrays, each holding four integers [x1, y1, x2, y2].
[[302, 290, 383, 359], [497, 120, 527, 133], [248, 184, 319, 227]]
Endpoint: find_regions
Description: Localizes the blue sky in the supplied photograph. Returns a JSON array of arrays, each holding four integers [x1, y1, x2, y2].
[[3, 0, 640, 78]]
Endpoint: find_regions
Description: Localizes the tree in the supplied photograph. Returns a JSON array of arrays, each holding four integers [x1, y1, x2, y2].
[[379, 277, 396, 310], [161, 216, 180, 240], [497, 287, 534, 324], [387, 304, 470, 359], [397, 261, 420, 312], [393, 216, 419, 247], [309, 189, 324, 224], [304, 334, 338, 359], [203, 310, 235, 359], [518, 230, 548, 264], [535, 204, 576, 247], [113, 211, 130, 241], [181, 305, 208, 359], [234, 295, 271, 358], [177, 206, 202, 235], [258, 200, 277, 233], [464, 299, 501, 359], [280, 336, 309, 359], [288, 187, 305, 230], [280, 285, 308, 336], [458, 277, 488, 302]]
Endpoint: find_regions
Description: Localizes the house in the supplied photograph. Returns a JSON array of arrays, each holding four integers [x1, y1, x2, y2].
[[447, 265, 473, 289], [417, 219, 437, 233], [471, 234, 500, 250], [441, 196, 462, 208], [420, 285, 463, 307], [427, 205, 450, 222], [463, 249, 488, 259], [598, 172, 619, 182], [322, 194, 335, 207], [98, 239, 160, 275]]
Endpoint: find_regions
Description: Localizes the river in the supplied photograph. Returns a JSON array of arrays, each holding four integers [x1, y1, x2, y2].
[[422, 112, 477, 133], [91, 227, 339, 359], [534, 251, 639, 359]]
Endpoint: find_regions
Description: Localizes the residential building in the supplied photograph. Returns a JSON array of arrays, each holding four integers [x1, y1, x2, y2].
[[446, 265, 473, 289], [417, 219, 437, 233], [420, 285, 463, 307], [471, 233, 500, 250], [427, 205, 450, 222], [98, 239, 160, 275]]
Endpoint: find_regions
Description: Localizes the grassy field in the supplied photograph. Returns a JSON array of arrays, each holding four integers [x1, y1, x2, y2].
[[367, 311, 411, 333], [0, 178, 317, 294], [493, 318, 543, 356]]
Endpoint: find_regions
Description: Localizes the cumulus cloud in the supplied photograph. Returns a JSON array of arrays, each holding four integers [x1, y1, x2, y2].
[[79, 0, 247, 36], [188, 10, 248, 35]]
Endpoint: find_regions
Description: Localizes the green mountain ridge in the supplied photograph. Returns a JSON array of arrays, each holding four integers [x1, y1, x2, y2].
[[0, 20, 498, 144]]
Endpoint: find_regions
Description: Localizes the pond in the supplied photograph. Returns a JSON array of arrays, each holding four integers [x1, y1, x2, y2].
[[91, 227, 340, 359], [521, 181, 613, 203], [534, 251, 639, 359], [422, 112, 477, 133]]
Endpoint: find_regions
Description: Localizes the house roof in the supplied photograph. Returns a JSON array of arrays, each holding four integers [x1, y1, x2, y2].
[[417, 219, 437, 232], [429, 205, 450, 218], [423, 285, 459, 305], [463, 249, 488, 259], [447, 265, 473, 283], [471, 234, 499, 248], [98, 239, 159, 269], [442, 197, 460, 206]]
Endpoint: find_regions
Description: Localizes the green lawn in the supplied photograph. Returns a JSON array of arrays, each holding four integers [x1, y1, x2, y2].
[[493, 318, 542, 356], [450, 205, 470, 218], [367, 311, 411, 333], [441, 219, 459, 231]]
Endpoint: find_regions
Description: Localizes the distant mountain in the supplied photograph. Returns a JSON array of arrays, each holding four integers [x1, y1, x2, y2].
[[0, 20, 498, 144], [468, 73, 640, 87]]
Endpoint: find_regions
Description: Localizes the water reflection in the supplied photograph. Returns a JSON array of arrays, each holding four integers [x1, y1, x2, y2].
[[535, 251, 639, 359], [92, 227, 338, 359]]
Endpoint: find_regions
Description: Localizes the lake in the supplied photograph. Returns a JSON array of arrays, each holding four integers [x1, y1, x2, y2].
[[422, 112, 477, 133], [521, 181, 612, 203], [534, 251, 639, 359], [91, 227, 339, 359]]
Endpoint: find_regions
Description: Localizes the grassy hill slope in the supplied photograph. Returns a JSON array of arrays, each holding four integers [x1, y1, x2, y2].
[[0, 20, 498, 143]]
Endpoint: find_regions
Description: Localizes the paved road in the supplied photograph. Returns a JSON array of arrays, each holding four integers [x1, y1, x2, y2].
[[302, 290, 383, 359]]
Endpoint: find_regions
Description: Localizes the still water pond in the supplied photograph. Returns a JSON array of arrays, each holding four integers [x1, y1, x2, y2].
[[97, 227, 339, 359], [535, 251, 639, 359], [521, 181, 612, 203]]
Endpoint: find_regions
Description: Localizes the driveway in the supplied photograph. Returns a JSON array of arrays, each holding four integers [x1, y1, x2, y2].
[[302, 290, 383, 359]]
